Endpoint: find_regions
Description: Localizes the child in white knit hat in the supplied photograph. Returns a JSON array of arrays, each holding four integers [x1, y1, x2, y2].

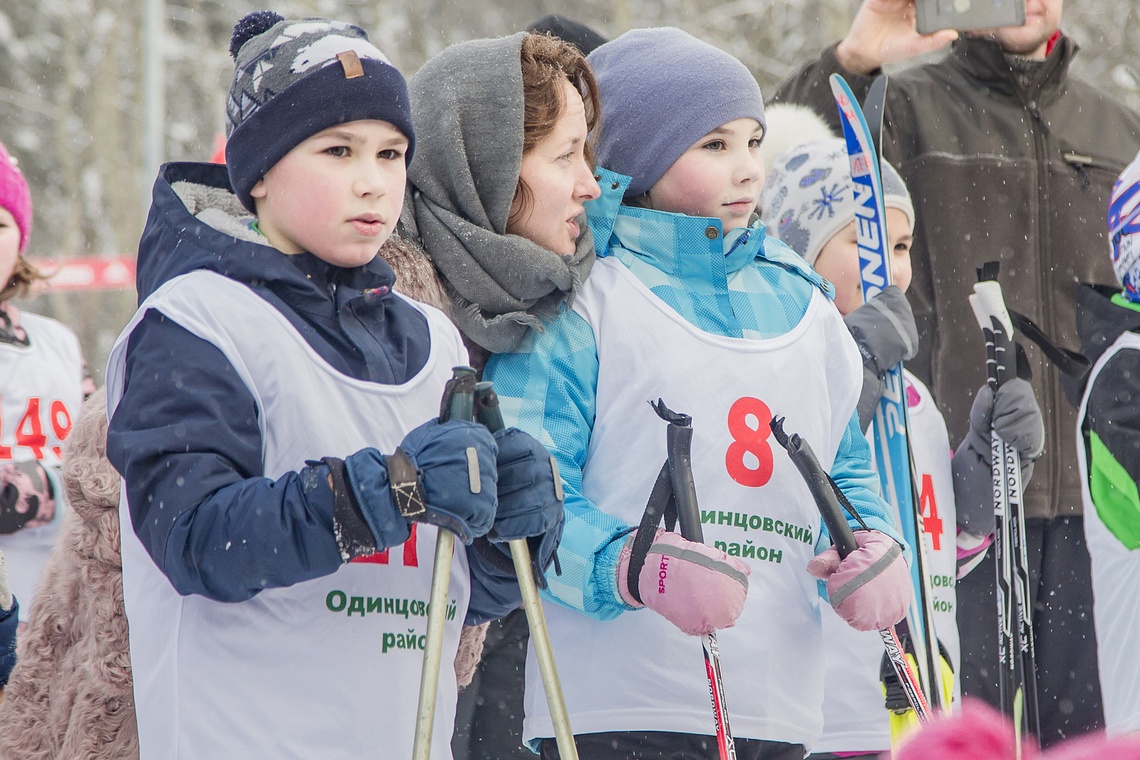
[[760, 105, 1045, 758]]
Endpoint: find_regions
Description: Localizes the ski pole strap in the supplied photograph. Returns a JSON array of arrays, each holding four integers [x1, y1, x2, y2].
[[626, 460, 678, 605], [1008, 308, 1091, 380], [976, 260, 1089, 381]]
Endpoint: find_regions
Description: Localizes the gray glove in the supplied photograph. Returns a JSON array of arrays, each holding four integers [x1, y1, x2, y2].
[[952, 378, 1045, 534], [844, 285, 920, 430]]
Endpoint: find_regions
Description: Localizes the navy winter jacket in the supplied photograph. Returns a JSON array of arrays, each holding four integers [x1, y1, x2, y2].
[[106, 162, 510, 622]]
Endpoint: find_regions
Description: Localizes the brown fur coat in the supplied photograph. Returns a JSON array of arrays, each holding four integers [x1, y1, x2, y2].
[[0, 237, 488, 758]]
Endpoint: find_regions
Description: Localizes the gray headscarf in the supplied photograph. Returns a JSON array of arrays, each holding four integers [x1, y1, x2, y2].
[[401, 32, 595, 354]]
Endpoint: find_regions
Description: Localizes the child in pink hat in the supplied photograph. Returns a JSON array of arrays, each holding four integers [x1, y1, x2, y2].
[[0, 138, 88, 686]]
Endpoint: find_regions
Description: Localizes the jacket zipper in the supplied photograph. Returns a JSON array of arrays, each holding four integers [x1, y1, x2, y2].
[[1024, 91, 1061, 517]]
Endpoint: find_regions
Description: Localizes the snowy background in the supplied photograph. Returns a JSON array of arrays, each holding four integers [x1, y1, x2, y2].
[[1, 0, 1138, 377]]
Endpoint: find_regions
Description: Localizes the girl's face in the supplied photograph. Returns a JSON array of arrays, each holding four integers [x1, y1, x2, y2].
[[648, 118, 765, 232], [508, 79, 601, 256], [0, 205, 21, 288], [812, 207, 914, 316]]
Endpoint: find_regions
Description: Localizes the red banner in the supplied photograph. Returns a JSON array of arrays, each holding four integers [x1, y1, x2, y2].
[[31, 257, 137, 292]]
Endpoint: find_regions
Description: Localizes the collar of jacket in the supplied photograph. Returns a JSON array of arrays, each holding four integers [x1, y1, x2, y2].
[[949, 33, 1077, 104], [138, 161, 398, 314], [1075, 282, 1140, 364], [586, 166, 827, 291]]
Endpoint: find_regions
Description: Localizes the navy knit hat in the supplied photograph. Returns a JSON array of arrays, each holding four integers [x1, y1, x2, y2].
[[224, 11, 415, 212], [587, 27, 766, 198]]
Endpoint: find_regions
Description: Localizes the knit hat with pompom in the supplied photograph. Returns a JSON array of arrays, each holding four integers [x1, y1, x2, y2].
[[224, 11, 414, 212]]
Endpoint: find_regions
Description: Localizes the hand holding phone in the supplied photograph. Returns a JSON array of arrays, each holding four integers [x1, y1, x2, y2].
[[837, 0, 960, 76]]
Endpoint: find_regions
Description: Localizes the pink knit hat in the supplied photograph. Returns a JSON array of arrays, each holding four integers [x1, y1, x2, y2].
[[0, 141, 32, 253]]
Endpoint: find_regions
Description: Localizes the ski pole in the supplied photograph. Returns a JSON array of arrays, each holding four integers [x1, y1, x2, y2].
[[769, 416, 932, 724], [473, 381, 579, 760], [412, 366, 477, 760], [969, 266, 1041, 752], [651, 399, 738, 760]]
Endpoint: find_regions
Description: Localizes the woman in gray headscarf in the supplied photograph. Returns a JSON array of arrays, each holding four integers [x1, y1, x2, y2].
[[400, 32, 601, 370], [400, 31, 602, 760]]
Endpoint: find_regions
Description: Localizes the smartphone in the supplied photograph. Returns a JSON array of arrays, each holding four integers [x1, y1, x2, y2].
[[915, 0, 1026, 34]]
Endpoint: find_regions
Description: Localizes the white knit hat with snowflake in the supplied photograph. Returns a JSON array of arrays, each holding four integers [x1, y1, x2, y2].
[[759, 109, 914, 266]]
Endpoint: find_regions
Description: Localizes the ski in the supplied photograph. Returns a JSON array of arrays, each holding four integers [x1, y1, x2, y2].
[[829, 73, 944, 710], [770, 416, 933, 723], [968, 265, 1041, 752]]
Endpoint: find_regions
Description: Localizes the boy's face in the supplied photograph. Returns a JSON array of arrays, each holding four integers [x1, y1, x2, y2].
[[508, 80, 601, 256], [0, 205, 20, 285], [813, 207, 913, 316], [251, 120, 408, 268], [647, 118, 765, 232]]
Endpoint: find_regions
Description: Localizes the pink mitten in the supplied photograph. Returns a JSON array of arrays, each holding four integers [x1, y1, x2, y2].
[[617, 529, 750, 636], [807, 529, 911, 631]]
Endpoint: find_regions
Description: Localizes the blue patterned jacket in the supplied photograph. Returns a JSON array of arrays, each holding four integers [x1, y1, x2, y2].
[[485, 168, 903, 620]]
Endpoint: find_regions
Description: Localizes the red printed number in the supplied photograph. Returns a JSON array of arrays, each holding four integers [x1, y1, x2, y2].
[[352, 522, 420, 567], [725, 397, 774, 488], [919, 473, 942, 550], [0, 396, 73, 461]]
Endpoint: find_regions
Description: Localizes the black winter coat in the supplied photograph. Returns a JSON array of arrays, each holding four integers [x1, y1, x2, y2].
[[775, 35, 1140, 519]]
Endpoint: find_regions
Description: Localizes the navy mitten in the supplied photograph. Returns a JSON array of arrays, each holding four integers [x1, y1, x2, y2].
[[344, 418, 498, 548]]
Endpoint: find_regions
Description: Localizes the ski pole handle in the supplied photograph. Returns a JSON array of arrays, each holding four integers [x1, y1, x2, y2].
[[769, 416, 932, 724], [473, 382, 579, 760], [652, 400, 737, 760], [412, 366, 476, 760]]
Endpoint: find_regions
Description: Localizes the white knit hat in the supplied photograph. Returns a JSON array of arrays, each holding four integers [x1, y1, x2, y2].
[[758, 106, 914, 265]]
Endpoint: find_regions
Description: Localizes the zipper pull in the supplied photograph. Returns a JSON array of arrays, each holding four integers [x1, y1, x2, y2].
[[1026, 100, 1051, 136], [1063, 152, 1092, 190]]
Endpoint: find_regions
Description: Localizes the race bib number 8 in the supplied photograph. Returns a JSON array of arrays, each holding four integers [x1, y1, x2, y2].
[[726, 396, 774, 488]]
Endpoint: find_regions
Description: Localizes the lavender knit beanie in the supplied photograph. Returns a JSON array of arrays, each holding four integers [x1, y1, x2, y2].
[[587, 27, 766, 198]]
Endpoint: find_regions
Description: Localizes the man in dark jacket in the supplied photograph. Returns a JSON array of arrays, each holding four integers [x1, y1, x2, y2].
[[773, 0, 1140, 745]]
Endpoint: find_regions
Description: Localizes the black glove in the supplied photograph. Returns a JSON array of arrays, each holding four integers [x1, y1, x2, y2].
[[952, 379, 1045, 535], [342, 417, 499, 549], [844, 285, 919, 430]]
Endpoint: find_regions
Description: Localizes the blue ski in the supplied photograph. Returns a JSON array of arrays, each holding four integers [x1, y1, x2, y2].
[[829, 74, 944, 710]]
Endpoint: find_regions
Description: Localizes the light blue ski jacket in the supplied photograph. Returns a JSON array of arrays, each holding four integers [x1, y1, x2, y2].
[[485, 168, 904, 620]]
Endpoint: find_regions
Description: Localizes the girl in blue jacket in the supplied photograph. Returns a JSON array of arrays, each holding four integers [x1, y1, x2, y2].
[[486, 27, 913, 760]]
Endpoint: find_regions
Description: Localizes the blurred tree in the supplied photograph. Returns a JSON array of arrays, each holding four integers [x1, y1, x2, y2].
[[0, 0, 1135, 379]]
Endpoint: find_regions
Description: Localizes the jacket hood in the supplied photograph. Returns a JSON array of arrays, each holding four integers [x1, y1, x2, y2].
[[137, 161, 396, 306]]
